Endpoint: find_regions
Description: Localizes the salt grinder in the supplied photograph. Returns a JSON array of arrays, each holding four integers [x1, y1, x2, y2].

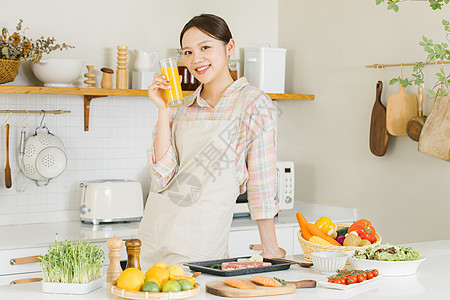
[[106, 237, 123, 283], [125, 238, 141, 270]]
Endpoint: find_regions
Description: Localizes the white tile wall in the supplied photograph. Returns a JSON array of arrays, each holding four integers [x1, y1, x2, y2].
[[0, 93, 157, 222]]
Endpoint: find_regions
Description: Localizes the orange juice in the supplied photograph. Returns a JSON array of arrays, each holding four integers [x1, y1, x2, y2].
[[159, 57, 184, 108]]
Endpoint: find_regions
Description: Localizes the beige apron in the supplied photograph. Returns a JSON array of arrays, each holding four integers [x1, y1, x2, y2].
[[138, 85, 251, 269]]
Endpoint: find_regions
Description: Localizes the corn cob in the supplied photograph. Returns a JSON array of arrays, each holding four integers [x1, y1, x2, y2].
[[308, 235, 334, 246]]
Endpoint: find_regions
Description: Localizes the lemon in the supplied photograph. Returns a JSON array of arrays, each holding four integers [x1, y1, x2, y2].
[[153, 262, 169, 269], [169, 275, 195, 286], [145, 266, 170, 284], [161, 280, 182, 292], [167, 264, 184, 276], [144, 276, 161, 289], [117, 268, 145, 291], [177, 279, 194, 291]]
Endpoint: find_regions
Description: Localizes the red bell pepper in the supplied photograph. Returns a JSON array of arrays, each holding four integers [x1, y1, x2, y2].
[[348, 219, 377, 244]]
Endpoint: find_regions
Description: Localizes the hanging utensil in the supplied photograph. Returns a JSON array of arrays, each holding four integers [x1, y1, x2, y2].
[[386, 82, 418, 136], [369, 81, 389, 156], [5, 123, 12, 188], [14, 127, 28, 193], [406, 86, 427, 142]]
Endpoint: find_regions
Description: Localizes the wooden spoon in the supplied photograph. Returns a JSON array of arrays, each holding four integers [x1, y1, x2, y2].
[[285, 279, 316, 289], [5, 124, 12, 189]]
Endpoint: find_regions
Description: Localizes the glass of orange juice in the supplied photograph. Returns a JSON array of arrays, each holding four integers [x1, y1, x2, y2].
[[159, 57, 184, 108]]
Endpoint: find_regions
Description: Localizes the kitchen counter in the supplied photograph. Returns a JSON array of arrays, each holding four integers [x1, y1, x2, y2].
[[0, 201, 357, 251], [0, 239, 448, 300]]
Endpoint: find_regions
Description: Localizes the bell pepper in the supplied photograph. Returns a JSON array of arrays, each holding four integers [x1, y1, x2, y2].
[[348, 219, 377, 244], [314, 217, 336, 235]]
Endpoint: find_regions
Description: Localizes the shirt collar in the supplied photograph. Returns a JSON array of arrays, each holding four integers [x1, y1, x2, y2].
[[188, 77, 250, 107]]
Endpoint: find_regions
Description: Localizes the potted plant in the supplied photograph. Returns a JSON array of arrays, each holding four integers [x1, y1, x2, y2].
[[0, 19, 73, 84], [38, 238, 105, 294]]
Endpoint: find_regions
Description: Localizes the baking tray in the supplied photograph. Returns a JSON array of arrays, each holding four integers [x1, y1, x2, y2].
[[184, 257, 295, 277]]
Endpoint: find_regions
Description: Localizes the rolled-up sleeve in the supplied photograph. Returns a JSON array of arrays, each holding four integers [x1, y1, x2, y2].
[[245, 93, 278, 220], [147, 121, 177, 191]]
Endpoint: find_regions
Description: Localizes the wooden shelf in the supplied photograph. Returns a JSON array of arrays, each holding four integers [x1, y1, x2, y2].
[[0, 85, 315, 130]]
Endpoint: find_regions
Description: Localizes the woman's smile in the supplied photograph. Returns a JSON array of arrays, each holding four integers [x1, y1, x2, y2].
[[195, 64, 211, 75]]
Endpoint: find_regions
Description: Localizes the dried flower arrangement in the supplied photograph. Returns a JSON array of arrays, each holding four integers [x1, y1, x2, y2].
[[1, 19, 74, 64]]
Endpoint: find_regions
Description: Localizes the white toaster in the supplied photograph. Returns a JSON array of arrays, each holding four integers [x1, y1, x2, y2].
[[79, 179, 143, 225]]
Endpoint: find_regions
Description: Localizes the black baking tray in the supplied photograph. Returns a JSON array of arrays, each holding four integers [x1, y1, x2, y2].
[[184, 256, 295, 277]]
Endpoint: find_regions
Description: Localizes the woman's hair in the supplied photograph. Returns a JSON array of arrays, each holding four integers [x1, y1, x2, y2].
[[179, 14, 233, 47]]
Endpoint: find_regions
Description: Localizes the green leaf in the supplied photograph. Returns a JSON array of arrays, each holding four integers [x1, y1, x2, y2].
[[389, 78, 399, 85], [427, 53, 436, 60], [376, 0, 384, 4], [419, 41, 426, 47], [428, 88, 436, 96]]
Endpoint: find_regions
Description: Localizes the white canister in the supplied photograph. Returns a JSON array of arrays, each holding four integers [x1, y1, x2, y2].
[[244, 47, 286, 93]]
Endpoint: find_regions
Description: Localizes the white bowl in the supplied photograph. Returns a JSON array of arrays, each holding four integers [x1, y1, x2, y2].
[[348, 256, 427, 276], [311, 252, 348, 275], [31, 59, 84, 87]]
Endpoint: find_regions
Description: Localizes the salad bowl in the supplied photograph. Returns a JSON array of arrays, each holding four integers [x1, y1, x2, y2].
[[348, 245, 426, 276]]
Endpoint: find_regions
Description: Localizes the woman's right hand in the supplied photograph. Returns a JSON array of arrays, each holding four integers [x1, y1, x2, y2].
[[148, 73, 171, 110]]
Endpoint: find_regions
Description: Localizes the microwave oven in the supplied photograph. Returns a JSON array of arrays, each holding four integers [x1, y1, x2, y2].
[[234, 161, 294, 217]]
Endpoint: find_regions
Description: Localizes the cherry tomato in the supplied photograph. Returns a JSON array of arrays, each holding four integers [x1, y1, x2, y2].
[[347, 275, 357, 284], [372, 269, 379, 277], [328, 278, 335, 283], [367, 272, 374, 280], [356, 273, 365, 283], [335, 278, 345, 285]]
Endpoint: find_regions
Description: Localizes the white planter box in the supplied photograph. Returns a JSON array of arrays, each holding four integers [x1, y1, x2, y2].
[[41, 277, 104, 295]]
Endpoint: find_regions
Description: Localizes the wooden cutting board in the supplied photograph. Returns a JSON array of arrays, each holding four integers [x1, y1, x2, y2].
[[206, 279, 296, 298], [369, 81, 389, 156], [418, 92, 450, 161], [386, 83, 418, 136]]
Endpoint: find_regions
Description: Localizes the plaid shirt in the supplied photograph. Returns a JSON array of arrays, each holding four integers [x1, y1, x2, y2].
[[148, 77, 278, 220]]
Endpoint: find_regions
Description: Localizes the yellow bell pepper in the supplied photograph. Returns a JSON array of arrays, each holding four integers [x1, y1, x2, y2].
[[314, 217, 336, 235]]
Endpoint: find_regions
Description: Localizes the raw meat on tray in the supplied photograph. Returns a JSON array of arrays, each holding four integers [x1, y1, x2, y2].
[[222, 261, 272, 270]]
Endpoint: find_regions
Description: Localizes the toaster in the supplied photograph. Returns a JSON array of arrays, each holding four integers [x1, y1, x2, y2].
[[79, 179, 143, 225]]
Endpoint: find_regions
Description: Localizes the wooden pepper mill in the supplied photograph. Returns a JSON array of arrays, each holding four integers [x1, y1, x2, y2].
[[84, 65, 96, 88], [116, 45, 128, 89], [100, 67, 114, 89], [106, 237, 123, 283], [125, 238, 141, 270]]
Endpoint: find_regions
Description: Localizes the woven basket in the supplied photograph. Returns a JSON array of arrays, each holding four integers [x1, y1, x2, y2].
[[0, 59, 21, 84], [298, 223, 382, 261]]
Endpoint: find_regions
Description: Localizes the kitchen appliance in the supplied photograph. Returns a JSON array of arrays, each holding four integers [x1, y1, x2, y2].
[[79, 179, 143, 225], [23, 125, 67, 186], [244, 47, 286, 93], [234, 161, 294, 216]]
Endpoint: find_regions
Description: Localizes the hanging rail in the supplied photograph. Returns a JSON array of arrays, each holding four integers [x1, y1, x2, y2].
[[366, 61, 450, 68], [0, 110, 71, 114]]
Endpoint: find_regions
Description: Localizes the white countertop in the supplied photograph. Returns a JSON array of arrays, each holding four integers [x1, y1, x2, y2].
[[0, 239, 448, 300], [0, 201, 357, 251]]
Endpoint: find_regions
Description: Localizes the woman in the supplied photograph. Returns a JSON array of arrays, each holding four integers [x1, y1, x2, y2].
[[138, 14, 283, 268]]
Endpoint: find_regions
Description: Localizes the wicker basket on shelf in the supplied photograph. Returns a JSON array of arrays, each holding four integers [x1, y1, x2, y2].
[[0, 59, 21, 84], [298, 223, 382, 261]]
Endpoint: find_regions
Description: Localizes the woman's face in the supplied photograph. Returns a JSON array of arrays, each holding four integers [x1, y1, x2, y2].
[[181, 27, 235, 85]]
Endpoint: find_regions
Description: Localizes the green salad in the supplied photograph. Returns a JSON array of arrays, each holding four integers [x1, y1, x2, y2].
[[353, 245, 421, 261]]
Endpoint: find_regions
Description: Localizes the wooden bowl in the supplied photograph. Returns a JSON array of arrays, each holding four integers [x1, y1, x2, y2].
[[108, 280, 200, 300]]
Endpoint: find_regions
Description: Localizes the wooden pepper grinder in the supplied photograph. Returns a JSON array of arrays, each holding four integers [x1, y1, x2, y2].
[[106, 237, 123, 283], [116, 45, 128, 89], [100, 67, 114, 89], [125, 238, 141, 270]]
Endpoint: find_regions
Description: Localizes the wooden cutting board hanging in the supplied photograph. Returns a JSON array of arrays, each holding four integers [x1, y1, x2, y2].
[[386, 83, 418, 136], [369, 81, 389, 156], [418, 91, 450, 161]]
